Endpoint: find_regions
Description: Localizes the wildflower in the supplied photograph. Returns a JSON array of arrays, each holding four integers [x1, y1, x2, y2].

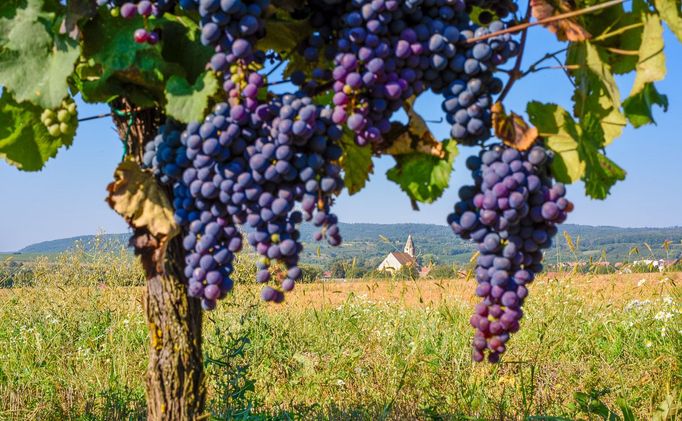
[[637, 279, 647, 287], [336, 379, 346, 387], [645, 341, 653, 348], [654, 311, 673, 321], [663, 296, 674, 306]]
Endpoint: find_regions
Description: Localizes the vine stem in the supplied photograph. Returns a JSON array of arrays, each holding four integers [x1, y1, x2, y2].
[[593, 21, 643, 41], [78, 107, 143, 123], [522, 47, 569, 76], [466, 0, 627, 44], [496, 1, 533, 103]]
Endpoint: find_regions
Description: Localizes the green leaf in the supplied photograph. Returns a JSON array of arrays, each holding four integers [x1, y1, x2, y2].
[[654, 0, 682, 43], [161, 14, 213, 84], [568, 41, 626, 144], [258, 15, 312, 53], [339, 130, 373, 195], [623, 82, 669, 127], [270, 0, 307, 12], [580, 114, 626, 199], [527, 101, 583, 183], [527, 101, 625, 199], [0, 92, 75, 171], [386, 139, 458, 203], [0, 0, 81, 109], [63, 0, 97, 37], [78, 10, 185, 105], [617, 399, 636, 421], [607, 12, 644, 75], [620, 12, 668, 128], [165, 72, 219, 123], [630, 12, 666, 96]]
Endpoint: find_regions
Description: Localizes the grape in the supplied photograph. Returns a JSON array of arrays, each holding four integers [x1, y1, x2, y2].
[[41, 99, 78, 138], [448, 143, 573, 362], [99, 1, 177, 44], [136, 0, 525, 312]]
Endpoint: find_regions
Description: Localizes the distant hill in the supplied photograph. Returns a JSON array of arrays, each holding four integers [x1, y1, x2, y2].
[[8, 223, 682, 267], [17, 234, 131, 254]]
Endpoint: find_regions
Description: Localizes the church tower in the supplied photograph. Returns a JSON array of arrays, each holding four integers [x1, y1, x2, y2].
[[404, 234, 415, 257]]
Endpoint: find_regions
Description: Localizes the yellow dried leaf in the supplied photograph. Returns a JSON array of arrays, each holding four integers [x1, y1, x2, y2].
[[492, 102, 539, 151], [106, 158, 179, 273], [531, 0, 591, 42], [383, 99, 445, 158]]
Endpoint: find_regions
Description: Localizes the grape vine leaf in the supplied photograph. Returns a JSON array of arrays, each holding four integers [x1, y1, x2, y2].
[[339, 130, 373, 195], [630, 12, 666, 96], [492, 102, 538, 151], [386, 139, 458, 204], [106, 159, 179, 273], [606, 11, 644, 75], [568, 41, 626, 145], [259, 14, 312, 53], [165, 72, 220, 123], [381, 99, 445, 158], [63, 0, 97, 38], [78, 11, 184, 106], [527, 101, 583, 183], [0, 92, 75, 171], [0, 0, 81, 109], [270, 0, 307, 13], [623, 83, 669, 127], [161, 15, 214, 84], [527, 101, 625, 199], [579, 114, 626, 199], [653, 0, 682, 43], [530, 0, 591, 41]]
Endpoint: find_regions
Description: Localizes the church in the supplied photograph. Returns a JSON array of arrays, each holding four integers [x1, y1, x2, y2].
[[377, 235, 418, 272]]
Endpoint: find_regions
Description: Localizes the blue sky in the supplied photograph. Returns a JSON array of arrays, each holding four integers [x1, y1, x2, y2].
[[1, 27, 680, 252]]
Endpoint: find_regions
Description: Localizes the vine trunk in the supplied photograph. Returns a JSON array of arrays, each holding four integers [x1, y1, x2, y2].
[[111, 99, 206, 420]]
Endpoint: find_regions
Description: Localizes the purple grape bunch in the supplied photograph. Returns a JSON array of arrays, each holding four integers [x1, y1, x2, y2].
[[246, 93, 344, 301], [430, 21, 519, 145], [142, 121, 189, 184], [97, 0, 176, 44], [179, 0, 269, 101], [145, 92, 346, 306], [171, 102, 273, 310], [447, 143, 573, 362], [321, 0, 518, 146]]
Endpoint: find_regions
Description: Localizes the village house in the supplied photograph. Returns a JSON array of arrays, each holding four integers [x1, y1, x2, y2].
[[377, 235, 418, 272]]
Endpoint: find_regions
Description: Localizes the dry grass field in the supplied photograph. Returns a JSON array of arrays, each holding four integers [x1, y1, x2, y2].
[[0, 271, 680, 420]]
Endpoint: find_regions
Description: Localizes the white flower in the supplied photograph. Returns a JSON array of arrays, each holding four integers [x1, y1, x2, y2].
[[625, 299, 652, 311], [663, 296, 674, 306], [336, 379, 346, 387], [645, 341, 653, 348], [654, 311, 673, 321], [637, 279, 647, 287]]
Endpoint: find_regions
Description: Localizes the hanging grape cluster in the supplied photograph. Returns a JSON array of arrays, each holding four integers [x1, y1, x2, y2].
[[448, 143, 573, 362], [110, 0, 574, 363], [40, 100, 78, 138]]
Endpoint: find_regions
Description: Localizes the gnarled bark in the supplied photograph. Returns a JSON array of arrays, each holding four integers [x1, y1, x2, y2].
[[111, 99, 206, 420], [142, 236, 205, 420]]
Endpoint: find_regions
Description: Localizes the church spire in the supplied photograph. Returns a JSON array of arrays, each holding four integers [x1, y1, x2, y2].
[[404, 234, 415, 257]]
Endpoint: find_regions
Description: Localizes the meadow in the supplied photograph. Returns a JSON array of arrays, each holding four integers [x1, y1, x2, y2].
[[0, 249, 680, 421]]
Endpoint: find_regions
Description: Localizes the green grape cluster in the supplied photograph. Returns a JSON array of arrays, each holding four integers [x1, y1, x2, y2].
[[41, 100, 77, 138]]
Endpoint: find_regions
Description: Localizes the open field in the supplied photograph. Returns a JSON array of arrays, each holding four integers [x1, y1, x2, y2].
[[0, 273, 681, 420]]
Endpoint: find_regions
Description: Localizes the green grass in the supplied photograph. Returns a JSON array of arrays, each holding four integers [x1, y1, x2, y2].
[[0, 246, 680, 419]]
